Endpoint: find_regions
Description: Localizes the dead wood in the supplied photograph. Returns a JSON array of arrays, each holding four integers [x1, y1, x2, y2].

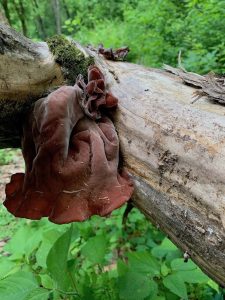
[[0, 24, 225, 285], [164, 64, 225, 104]]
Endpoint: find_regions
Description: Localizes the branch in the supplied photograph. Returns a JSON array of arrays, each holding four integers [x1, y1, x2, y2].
[[97, 58, 225, 286], [0, 24, 225, 285], [0, 24, 91, 147]]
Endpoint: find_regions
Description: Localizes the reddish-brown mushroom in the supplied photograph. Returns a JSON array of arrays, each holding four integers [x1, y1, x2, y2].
[[98, 44, 130, 61], [4, 66, 133, 224]]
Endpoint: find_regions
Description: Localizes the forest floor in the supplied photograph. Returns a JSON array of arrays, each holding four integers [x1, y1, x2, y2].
[[0, 150, 24, 203], [0, 150, 24, 253]]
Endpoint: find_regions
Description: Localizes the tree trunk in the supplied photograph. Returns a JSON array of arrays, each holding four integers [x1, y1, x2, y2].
[[0, 24, 225, 286], [12, 0, 27, 36], [62, 0, 71, 19], [52, 0, 61, 35], [32, 0, 46, 39], [1, 0, 11, 25]]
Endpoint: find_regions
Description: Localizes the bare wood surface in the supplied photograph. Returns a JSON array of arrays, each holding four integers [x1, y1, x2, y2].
[[0, 24, 64, 147], [94, 58, 225, 285], [0, 24, 225, 285], [0, 25, 64, 101]]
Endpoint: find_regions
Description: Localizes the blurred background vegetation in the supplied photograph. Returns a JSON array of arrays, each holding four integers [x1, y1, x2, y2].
[[0, 0, 225, 299], [0, 0, 225, 74]]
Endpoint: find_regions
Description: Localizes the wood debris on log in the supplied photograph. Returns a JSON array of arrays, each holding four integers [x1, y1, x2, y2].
[[164, 64, 225, 104]]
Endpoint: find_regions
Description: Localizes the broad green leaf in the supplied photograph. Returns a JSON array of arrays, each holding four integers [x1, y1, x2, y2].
[[0, 271, 38, 300], [80, 286, 96, 300], [207, 279, 219, 292], [46, 226, 72, 289], [25, 287, 50, 300], [163, 274, 187, 299], [177, 269, 209, 283], [23, 231, 42, 260], [171, 258, 196, 271], [127, 251, 160, 276], [118, 271, 157, 300], [4, 226, 41, 260], [150, 297, 166, 300], [152, 238, 177, 257], [40, 274, 54, 289], [117, 259, 128, 276], [151, 238, 179, 259], [0, 258, 16, 279], [36, 229, 62, 268], [161, 262, 169, 277], [81, 235, 107, 264]]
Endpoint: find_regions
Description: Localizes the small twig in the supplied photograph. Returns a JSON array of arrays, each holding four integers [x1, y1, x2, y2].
[[122, 200, 134, 226], [177, 50, 186, 72]]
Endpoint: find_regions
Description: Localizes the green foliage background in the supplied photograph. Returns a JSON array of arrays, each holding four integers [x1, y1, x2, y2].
[[0, 198, 223, 300], [1, 0, 224, 74], [0, 0, 225, 299]]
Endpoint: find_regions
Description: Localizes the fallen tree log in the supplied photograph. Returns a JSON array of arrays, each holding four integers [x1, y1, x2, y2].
[[1, 24, 225, 285]]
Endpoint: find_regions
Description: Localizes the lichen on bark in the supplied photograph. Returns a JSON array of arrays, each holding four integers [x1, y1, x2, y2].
[[47, 35, 94, 84]]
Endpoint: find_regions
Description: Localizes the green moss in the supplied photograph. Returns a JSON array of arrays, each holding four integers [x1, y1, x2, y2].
[[47, 35, 94, 84]]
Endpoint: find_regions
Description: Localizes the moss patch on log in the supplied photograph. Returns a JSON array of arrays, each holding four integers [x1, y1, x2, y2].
[[47, 35, 94, 84]]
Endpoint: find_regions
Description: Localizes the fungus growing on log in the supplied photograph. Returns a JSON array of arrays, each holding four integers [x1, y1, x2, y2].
[[98, 44, 130, 61], [4, 66, 134, 224]]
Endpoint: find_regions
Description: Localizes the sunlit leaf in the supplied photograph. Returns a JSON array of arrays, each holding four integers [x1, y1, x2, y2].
[[46, 226, 72, 289], [163, 274, 187, 299], [0, 271, 38, 300], [81, 235, 107, 264], [25, 287, 50, 300], [118, 271, 157, 300], [170, 258, 196, 271], [127, 251, 160, 276], [177, 269, 209, 284]]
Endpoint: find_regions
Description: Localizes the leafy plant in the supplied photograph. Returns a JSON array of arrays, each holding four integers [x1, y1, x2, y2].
[[0, 205, 223, 300], [0, 149, 20, 166], [0, 1, 225, 298], [1, 0, 224, 74]]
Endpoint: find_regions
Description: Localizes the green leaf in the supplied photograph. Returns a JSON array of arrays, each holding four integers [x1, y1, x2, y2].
[[150, 297, 166, 300], [170, 258, 197, 271], [207, 279, 219, 292], [117, 259, 128, 276], [161, 262, 169, 277], [163, 274, 187, 299], [151, 238, 178, 259], [118, 271, 157, 300], [40, 274, 54, 289], [81, 235, 107, 264], [4, 226, 41, 260], [25, 287, 50, 300], [177, 269, 209, 283], [127, 251, 160, 276], [0, 258, 16, 279], [152, 238, 177, 257], [0, 271, 38, 300], [46, 226, 72, 289], [36, 229, 62, 268]]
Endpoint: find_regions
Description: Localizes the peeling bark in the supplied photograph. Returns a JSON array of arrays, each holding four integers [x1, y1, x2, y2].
[[164, 64, 225, 104], [0, 24, 225, 285]]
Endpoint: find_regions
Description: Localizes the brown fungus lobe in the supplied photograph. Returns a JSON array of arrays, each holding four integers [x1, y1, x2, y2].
[[4, 66, 133, 224], [98, 44, 130, 61]]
